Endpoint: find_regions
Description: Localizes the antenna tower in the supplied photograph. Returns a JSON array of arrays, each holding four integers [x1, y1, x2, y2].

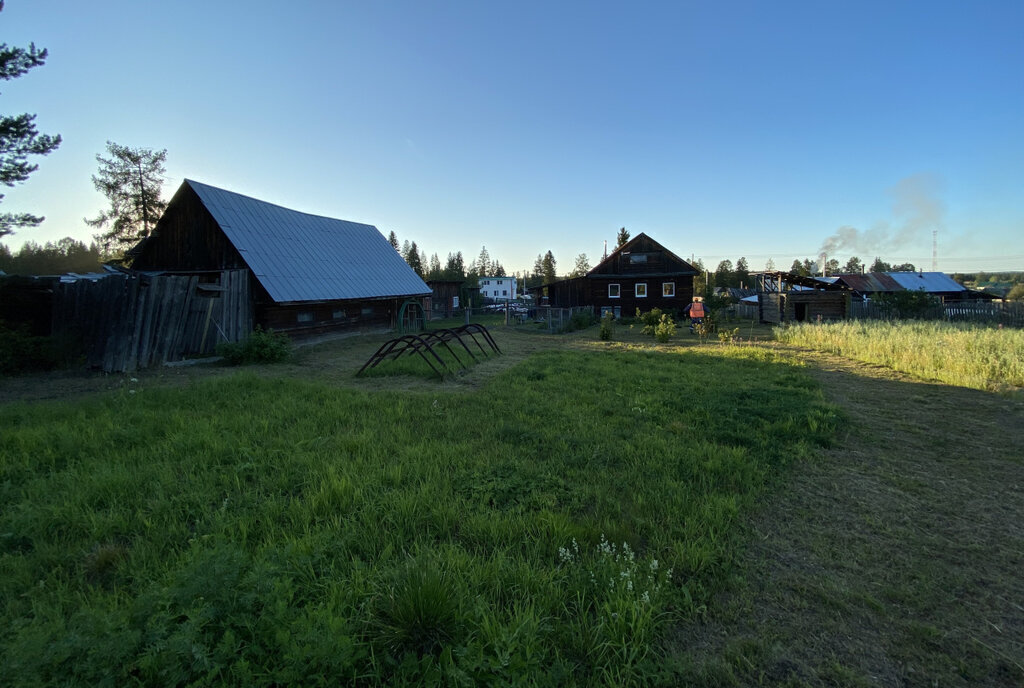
[[932, 229, 938, 271]]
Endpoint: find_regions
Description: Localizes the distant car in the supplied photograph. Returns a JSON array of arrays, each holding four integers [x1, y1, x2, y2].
[[483, 303, 528, 314]]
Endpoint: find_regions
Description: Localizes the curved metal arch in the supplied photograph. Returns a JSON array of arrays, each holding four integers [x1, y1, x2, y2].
[[356, 324, 500, 380]]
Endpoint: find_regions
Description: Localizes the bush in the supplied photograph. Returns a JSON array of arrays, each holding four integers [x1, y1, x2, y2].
[[636, 308, 663, 336], [874, 290, 942, 319], [599, 311, 615, 340], [718, 327, 740, 344], [0, 321, 68, 375], [216, 326, 291, 365], [654, 314, 676, 343], [635, 308, 675, 342], [561, 310, 596, 333]]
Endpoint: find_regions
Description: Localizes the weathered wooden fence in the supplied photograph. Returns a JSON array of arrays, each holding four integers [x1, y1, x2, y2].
[[850, 299, 1024, 327], [52, 270, 251, 372]]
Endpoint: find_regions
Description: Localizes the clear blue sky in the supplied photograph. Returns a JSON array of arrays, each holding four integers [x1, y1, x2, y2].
[[3, 0, 1022, 274]]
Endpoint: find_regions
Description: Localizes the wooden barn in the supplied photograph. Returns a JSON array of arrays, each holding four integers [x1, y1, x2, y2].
[[130, 180, 431, 335], [534, 233, 699, 316]]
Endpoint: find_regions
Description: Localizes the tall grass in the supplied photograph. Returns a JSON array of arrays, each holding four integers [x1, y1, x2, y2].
[[774, 320, 1024, 393], [0, 346, 836, 685]]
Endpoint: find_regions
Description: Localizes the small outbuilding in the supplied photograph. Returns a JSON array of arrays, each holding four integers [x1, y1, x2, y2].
[[756, 272, 852, 323]]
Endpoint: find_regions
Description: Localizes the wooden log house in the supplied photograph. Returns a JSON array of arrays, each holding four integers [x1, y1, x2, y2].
[[535, 233, 700, 317]]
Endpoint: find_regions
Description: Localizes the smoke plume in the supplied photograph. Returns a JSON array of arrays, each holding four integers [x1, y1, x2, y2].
[[819, 174, 945, 258]]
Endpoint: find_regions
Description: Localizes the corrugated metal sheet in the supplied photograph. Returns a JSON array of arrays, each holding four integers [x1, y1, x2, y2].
[[835, 273, 904, 293], [885, 271, 966, 293], [836, 272, 966, 294], [186, 179, 430, 304]]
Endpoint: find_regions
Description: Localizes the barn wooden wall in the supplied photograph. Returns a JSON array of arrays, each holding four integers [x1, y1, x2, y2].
[[52, 270, 251, 372]]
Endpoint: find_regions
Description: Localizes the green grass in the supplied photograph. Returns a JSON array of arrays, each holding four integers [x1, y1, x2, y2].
[[774, 319, 1024, 394], [0, 345, 836, 686]]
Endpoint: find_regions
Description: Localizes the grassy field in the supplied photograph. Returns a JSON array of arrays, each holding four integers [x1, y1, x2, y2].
[[2, 319, 1022, 686], [0, 328, 834, 686], [774, 319, 1024, 394]]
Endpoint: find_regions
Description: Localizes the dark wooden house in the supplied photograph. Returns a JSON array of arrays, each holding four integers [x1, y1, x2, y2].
[[535, 233, 699, 316], [130, 180, 431, 335]]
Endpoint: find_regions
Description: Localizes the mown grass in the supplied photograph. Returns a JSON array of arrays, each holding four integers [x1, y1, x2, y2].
[[0, 345, 836, 686], [358, 342, 493, 379], [774, 319, 1024, 394]]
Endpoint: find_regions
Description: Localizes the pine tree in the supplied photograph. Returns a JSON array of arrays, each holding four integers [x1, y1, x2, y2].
[[387, 231, 400, 251], [427, 253, 442, 280], [541, 250, 557, 285], [404, 240, 423, 277], [443, 251, 465, 280], [0, 3, 62, 237], [735, 257, 750, 288], [476, 245, 492, 276], [616, 227, 630, 248], [85, 141, 167, 256]]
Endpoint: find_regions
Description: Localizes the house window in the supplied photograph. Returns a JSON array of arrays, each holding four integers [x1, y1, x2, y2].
[[332, 309, 346, 319], [662, 282, 675, 297], [609, 284, 621, 298], [629, 253, 648, 264], [297, 311, 314, 323], [361, 306, 373, 315], [502, 290, 507, 296], [636, 283, 648, 298]]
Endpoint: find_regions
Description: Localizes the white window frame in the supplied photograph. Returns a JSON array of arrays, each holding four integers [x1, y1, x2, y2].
[[609, 283, 621, 299], [635, 282, 648, 298], [662, 282, 675, 297]]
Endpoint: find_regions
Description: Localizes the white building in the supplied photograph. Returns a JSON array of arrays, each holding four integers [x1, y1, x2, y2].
[[479, 276, 517, 301]]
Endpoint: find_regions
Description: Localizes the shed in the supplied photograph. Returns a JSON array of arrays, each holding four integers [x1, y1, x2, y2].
[[130, 180, 430, 334], [756, 271, 852, 323], [426, 279, 464, 319]]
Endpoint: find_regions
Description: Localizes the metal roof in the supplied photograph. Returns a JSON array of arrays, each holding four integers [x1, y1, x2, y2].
[[186, 179, 430, 304], [885, 271, 966, 293], [835, 272, 965, 294]]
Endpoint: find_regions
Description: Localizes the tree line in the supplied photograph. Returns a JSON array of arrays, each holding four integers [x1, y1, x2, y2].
[[385, 229, 563, 292], [0, 237, 102, 275], [786, 256, 917, 277]]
